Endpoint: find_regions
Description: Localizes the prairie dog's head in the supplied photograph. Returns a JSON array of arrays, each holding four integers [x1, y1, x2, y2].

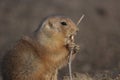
[[36, 16, 78, 46]]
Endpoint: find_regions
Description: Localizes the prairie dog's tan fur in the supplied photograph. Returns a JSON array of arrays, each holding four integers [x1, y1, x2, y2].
[[1, 16, 79, 80]]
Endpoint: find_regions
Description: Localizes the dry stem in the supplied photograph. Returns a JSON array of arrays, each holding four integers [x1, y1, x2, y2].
[[68, 14, 85, 80]]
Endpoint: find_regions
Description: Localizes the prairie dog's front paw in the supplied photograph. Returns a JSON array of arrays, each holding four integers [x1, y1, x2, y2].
[[66, 43, 80, 54], [73, 45, 80, 54]]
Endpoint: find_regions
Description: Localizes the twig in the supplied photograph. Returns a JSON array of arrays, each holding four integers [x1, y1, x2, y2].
[[77, 14, 85, 26], [68, 48, 74, 80], [68, 14, 85, 80]]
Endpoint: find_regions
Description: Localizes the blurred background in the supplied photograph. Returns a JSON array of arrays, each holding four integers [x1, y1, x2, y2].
[[0, 0, 120, 80]]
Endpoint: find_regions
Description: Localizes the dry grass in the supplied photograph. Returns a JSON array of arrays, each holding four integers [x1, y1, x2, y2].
[[63, 71, 120, 80], [63, 73, 92, 80]]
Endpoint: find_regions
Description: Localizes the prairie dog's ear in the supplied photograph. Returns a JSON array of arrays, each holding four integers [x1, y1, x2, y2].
[[46, 21, 61, 33], [48, 21, 54, 29]]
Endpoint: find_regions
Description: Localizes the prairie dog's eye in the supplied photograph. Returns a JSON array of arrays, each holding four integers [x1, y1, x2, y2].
[[60, 21, 67, 26]]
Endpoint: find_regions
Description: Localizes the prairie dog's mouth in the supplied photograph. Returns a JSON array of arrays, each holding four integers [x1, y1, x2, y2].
[[66, 34, 75, 45], [69, 34, 75, 43], [65, 32, 80, 53]]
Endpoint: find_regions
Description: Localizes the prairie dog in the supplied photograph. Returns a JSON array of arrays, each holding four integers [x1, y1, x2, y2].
[[1, 16, 79, 80]]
